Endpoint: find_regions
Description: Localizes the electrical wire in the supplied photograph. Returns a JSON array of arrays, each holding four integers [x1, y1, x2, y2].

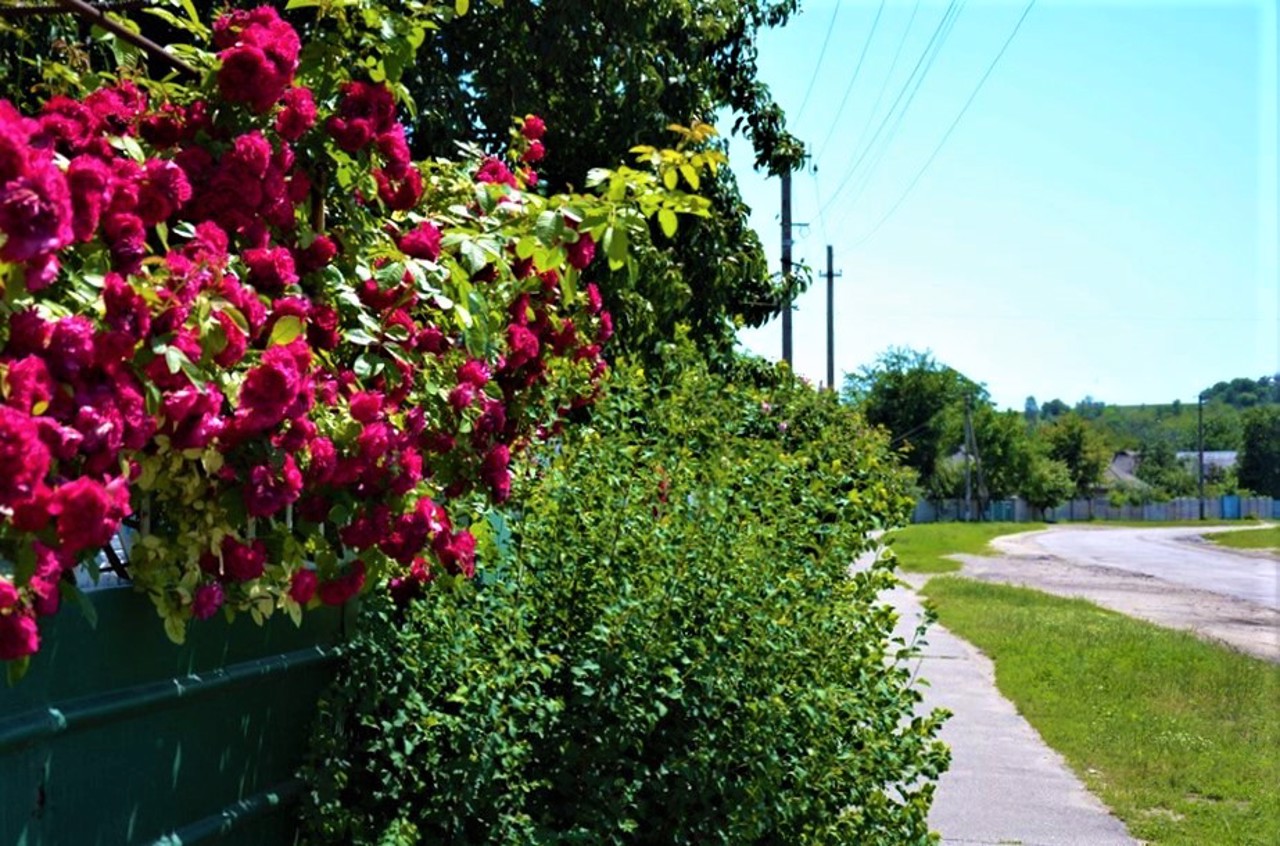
[[818, 0, 963, 217], [832, 1, 962, 220], [841, 0, 924, 183], [813, 1, 922, 245], [813, 0, 889, 164], [792, 0, 842, 126], [849, 0, 1037, 247]]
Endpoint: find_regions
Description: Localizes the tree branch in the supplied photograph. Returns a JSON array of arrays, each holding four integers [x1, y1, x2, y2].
[[51, 0, 200, 78]]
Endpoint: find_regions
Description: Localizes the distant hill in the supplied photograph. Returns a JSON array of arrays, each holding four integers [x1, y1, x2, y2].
[[1084, 402, 1244, 452], [1029, 391, 1277, 453], [1200, 375, 1279, 409]]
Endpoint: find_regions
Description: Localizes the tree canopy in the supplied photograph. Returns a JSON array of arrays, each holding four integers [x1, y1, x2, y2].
[[842, 348, 983, 492]]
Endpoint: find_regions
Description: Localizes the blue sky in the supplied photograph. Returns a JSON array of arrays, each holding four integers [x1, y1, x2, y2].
[[728, 0, 1277, 410]]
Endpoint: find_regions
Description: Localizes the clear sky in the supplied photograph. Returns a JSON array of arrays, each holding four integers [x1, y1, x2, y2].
[[728, 0, 1278, 410]]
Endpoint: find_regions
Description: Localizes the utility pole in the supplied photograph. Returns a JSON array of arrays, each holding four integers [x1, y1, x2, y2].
[[825, 245, 842, 392], [781, 169, 793, 365], [1198, 392, 1205, 520], [963, 394, 975, 522]]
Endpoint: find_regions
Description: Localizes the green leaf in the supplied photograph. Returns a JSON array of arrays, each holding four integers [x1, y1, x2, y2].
[[658, 208, 678, 239], [456, 0, 471, 14], [534, 211, 562, 244], [344, 328, 377, 346], [679, 164, 700, 191], [515, 236, 538, 260], [163, 346, 185, 375], [268, 315, 305, 347], [7, 656, 30, 686], [605, 226, 628, 270], [163, 614, 187, 645]]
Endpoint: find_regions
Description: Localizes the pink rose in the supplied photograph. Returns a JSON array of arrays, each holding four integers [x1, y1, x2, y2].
[[0, 609, 39, 660], [457, 358, 491, 388], [244, 454, 303, 518], [220, 536, 268, 582], [0, 407, 51, 508], [244, 245, 298, 294], [399, 221, 442, 261], [506, 324, 541, 370], [481, 444, 512, 503], [521, 114, 546, 141], [317, 560, 366, 606], [566, 234, 596, 270], [0, 161, 73, 262], [289, 568, 318, 604], [192, 583, 225, 620], [275, 87, 317, 141], [48, 476, 131, 555], [235, 344, 305, 433], [433, 529, 477, 578]]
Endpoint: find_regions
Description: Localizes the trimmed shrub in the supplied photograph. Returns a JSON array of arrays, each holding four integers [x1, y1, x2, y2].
[[301, 353, 949, 844]]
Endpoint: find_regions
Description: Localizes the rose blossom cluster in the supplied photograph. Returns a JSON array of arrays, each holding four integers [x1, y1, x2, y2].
[[0, 7, 613, 662]]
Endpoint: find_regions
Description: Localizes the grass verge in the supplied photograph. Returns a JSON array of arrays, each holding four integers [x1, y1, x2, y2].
[[887, 522, 1043, 573], [1204, 524, 1279, 552], [922, 577, 1280, 845]]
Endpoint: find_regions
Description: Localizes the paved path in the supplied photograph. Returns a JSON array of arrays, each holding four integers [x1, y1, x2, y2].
[[992, 524, 1278, 608], [886, 574, 1136, 845]]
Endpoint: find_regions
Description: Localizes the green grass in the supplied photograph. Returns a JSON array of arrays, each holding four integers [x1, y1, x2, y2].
[[1205, 524, 1280, 552], [922, 577, 1280, 845], [887, 522, 1043, 573]]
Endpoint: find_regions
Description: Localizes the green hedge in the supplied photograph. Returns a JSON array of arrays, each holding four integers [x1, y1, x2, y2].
[[300, 353, 949, 844]]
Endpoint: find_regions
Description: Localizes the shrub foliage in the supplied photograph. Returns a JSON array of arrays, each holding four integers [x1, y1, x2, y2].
[[301, 352, 950, 844]]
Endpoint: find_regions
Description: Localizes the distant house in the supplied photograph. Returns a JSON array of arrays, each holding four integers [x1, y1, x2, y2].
[[1105, 450, 1148, 489], [1175, 451, 1238, 473]]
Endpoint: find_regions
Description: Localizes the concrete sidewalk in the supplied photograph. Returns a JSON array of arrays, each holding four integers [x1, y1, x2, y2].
[[890, 576, 1136, 845]]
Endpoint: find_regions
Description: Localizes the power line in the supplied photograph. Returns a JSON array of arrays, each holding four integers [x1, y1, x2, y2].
[[842, 0, 924, 180], [832, 1, 963, 220], [792, 0, 842, 125], [813, 0, 889, 163], [849, 0, 1038, 247], [819, 0, 963, 217], [811, 0, 922, 245]]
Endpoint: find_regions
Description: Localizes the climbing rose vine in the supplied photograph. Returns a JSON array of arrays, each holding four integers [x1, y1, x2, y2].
[[0, 4, 715, 667]]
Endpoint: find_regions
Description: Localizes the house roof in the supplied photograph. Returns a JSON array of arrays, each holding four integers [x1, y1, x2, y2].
[[1175, 451, 1238, 471]]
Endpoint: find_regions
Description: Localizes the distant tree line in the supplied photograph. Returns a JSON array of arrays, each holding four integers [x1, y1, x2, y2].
[[844, 350, 1280, 510]]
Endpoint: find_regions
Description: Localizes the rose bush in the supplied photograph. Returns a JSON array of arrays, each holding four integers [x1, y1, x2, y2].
[[0, 3, 716, 672]]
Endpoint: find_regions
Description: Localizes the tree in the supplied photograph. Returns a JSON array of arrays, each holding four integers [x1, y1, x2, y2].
[[1203, 375, 1280, 408], [843, 348, 981, 493], [1040, 398, 1070, 421], [973, 408, 1038, 502], [392, 0, 810, 361], [1135, 436, 1195, 498], [1237, 406, 1280, 497], [1024, 396, 1039, 429], [1040, 413, 1110, 498], [3, 1, 808, 365], [1021, 454, 1074, 519]]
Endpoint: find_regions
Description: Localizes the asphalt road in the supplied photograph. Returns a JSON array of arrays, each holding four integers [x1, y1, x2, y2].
[[991, 524, 1278, 609]]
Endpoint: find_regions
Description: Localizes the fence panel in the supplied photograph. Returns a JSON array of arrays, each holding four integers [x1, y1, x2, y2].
[[909, 496, 1275, 524], [0, 586, 351, 845]]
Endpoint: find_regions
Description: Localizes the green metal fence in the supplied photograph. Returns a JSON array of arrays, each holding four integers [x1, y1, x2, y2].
[[0, 586, 352, 845]]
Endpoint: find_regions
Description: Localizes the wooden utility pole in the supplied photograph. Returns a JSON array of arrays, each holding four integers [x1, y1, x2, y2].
[[781, 169, 793, 365], [1198, 393, 1206, 520], [825, 245, 842, 392], [963, 394, 975, 522]]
